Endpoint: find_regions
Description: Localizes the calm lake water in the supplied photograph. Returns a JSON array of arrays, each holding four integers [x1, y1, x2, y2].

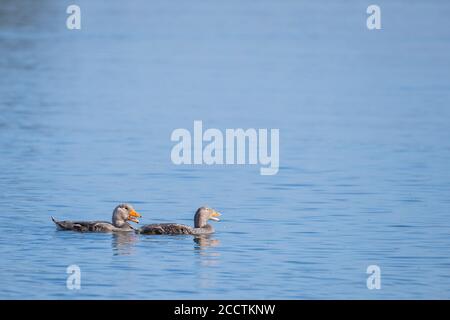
[[0, 0, 450, 299]]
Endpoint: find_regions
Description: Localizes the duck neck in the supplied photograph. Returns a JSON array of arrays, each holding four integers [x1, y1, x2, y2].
[[193, 224, 214, 235], [194, 215, 207, 228], [113, 219, 131, 229]]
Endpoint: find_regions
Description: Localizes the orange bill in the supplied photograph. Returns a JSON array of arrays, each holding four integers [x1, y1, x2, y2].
[[211, 211, 221, 217], [127, 209, 142, 223], [129, 210, 142, 218], [210, 210, 221, 221]]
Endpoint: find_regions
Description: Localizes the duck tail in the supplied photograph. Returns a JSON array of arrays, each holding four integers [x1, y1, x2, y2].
[[51, 216, 64, 229]]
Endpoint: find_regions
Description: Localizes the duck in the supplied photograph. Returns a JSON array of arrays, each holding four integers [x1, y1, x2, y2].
[[137, 207, 221, 235], [51, 203, 142, 232]]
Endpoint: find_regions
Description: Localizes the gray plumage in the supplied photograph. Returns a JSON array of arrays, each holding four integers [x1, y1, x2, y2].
[[137, 207, 221, 235], [51, 204, 141, 233]]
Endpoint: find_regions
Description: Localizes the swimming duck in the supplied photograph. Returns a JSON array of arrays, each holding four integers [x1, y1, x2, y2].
[[51, 203, 142, 232], [138, 207, 221, 235]]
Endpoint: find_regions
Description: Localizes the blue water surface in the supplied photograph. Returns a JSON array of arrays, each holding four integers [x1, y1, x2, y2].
[[0, 0, 449, 299]]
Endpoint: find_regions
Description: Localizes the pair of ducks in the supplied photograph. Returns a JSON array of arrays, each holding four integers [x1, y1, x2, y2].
[[52, 204, 221, 235]]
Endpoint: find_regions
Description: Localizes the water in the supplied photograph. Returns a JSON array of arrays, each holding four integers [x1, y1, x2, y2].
[[1, 0, 450, 299]]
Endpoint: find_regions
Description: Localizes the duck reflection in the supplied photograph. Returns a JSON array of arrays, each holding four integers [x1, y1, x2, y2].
[[111, 232, 139, 256], [110, 232, 220, 256], [193, 235, 221, 288], [194, 234, 220, 249], [193, 235, 220, 265]]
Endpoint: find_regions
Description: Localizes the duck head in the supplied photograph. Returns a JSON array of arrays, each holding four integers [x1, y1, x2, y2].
[[194, 207, 221, 228], [112, 203, 142, 227]]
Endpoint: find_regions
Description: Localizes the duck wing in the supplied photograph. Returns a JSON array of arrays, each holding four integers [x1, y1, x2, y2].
[[51, 217, 114, 232], [138, 223, 193, 235]]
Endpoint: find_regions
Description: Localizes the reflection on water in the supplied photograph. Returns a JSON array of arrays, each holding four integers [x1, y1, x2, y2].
[[111, 232, 220, 257], [112, 232, 139, 256], [194, 235, 220, 250], [194, 235, 221, 267], [193, 235, 221, 289], [1, 0, 450, 299]]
